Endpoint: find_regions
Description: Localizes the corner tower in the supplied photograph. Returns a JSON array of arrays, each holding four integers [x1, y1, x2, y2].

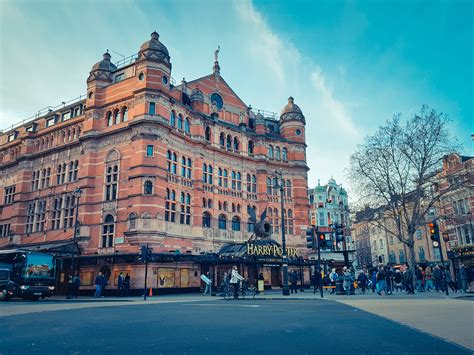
[[279, 97, 306, 145]]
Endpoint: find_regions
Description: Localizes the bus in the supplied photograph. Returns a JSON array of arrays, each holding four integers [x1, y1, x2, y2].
[[0, 249, 60, 301]]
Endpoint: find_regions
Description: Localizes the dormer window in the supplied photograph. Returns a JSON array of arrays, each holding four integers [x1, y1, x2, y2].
[[114, 73, 125, 83], [62, 111, 71, 121], [8, 131, 18, 142], [46, 116, 57, 127], [25, 124, 37, 133]]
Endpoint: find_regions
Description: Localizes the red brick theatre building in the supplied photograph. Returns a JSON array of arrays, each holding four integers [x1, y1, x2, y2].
[[0, 32, 310, 292]]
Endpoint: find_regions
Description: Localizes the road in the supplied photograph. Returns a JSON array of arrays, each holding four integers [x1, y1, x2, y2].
[[0, 297, 470, 355]]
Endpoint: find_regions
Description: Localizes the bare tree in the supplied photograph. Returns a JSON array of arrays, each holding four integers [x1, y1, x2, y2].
[[349, 105, 460, 271]]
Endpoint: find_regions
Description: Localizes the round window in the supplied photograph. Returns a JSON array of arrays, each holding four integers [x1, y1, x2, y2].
[[162, 76, 168, 85], [210, 93, 224, 110], [295, 129, 302, 136], [138, 73, 145, 81]]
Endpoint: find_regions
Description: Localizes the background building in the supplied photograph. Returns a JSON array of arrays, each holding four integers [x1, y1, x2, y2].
[[0, 32, 310, 291]]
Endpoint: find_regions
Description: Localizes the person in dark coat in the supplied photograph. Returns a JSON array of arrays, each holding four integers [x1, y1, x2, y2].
[[357, 270, 368, 294], [94, 272, 103, 298], [312, 270, 321, 294], [100, 274, 108, 297], [117, 272, 124, 297], [404, 265, 414, 294], [289, 270, 298, 294], [123, 273, 131, 296], [66, 274, 74, 299], [72, 274, 81, 299]]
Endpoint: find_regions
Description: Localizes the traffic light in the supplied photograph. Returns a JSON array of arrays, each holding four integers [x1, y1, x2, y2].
[[306, 227, 315, 249], [139, 245, 147, 262], [146, 246, 153, 262], [428, 220, 440, 248], [334, 223, 344, 242], [317, 233, 327, 249]]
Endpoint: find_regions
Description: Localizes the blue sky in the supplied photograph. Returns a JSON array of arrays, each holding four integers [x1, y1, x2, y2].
[[1, 0, 472, 196]]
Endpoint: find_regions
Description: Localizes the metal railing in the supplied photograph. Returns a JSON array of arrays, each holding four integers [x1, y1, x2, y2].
[[2, 94, 87, 134], [251, 108, 279, 120], [113, 53, 138, 69]]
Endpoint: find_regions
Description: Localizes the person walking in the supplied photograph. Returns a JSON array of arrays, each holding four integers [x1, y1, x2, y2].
[[94, 272, 103, 298], [66, 274, 74, 299], [100, 274, 108, 297], [371, 269, 377, 293], [394, 269, 403, 292], [123, 273, 131, 296], [229, 266, 244, 299], [460, 264, 468, 293], [425, 266, 434, 292], [72, 273, 81, 299], [385, 266, 393, 295], [203, 271, 212, 296], [357, 270, 368, 294], [329, 268, 338, 294], [444, 267, 456, 292], [404, 265, 414, 294], [312, 269, 321, 294], [376, 266, 387, 295], [433, 265, 442, 291], [415, 267, 424, 292], [289, 270, 298, 294], [117, 272, 124, 297], [342, 267, 352, 295]]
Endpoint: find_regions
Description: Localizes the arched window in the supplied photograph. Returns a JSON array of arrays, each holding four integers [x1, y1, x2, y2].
[[272, 178, 279, 195], [178, 114, 183, 130], [218, 168, 223, 187], [122, 107, 128, 122], [218, 214, 227, 229], [185, 118, 190, 134], [247, 174, 251, 192], [247, 218, 255, 232], [114, 109, 120, 125], [232, 216, 241, 231], [205, 126, 211, 142], [223, 169, 228, 188], [101, 214, 115, 248], [282, 148, 288, 161], [251, 175, 257, 193], [233, 137, 239, 151], [208, 165, 213, 184], [232, 203, 236, 213], [237, 204, 241, 213], [219, 133, 225, 147], [268, 145, 274, 159], [226, 135, 232, 150], [106, 111, 113, 126], [275, 147, 281, 160], [273, 208, 279, 233], [203, 212, 211, 228], [223, 201, 228, 212], [203, 198, 207, 207], [144, 181, 153, 195], [170, 110, 176, 127], [248, 140, 254, 155], [266, 177, 272, 195]]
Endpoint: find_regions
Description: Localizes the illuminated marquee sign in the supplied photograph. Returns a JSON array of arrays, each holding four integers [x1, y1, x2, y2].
[[247, 243, 299, 258]]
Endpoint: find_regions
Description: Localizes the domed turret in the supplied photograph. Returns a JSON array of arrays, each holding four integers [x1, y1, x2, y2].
[[280, 96, 305, 123], [87, 51, 117, 83], [138, 31, 171, 68]]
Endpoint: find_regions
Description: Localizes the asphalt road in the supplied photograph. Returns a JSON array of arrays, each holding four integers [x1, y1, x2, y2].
[[0, 299, 470, 355]]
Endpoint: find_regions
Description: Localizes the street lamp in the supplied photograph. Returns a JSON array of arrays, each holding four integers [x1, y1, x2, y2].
[[72, 186, 83, 273], [274, 169, 290, 296]]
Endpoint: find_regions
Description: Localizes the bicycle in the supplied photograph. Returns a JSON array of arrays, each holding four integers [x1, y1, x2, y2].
[[222, 280, 256, 300]]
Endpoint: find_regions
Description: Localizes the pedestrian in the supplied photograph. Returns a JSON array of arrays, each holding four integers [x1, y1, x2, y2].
[[289, 270, 298, 294], [94, 272, 103, 298], [257, 272, 264, 294], [329, 268, 338, 294], [425, 266, 434, 292], [100, 274, 108, 297], [124, 273, 131, 296], [312, 269, 321, 294], [229, 266, 244, 299], [444, 267, 456, 292], [459, 264, 468, 293], [357, 270, 368, 294], [376, 266, 387, 295], [342, 267, 352, 295], [203, 271, 212, 296], [404, 264, 414, 294], [72, 273, 81, 299], [66, 274, 74, 299], [385, 266, 393, 295], [415, 267, 424, 292], [371, 269, 377, 293], [394, 269, 403, 292], [117, 272, 124, 297]]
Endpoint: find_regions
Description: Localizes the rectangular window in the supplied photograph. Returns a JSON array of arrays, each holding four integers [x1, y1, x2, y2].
[[318, 212, 325, 226], [4, 185, 15, 205], [51, 197, 62, 230], [26, 202, 35, 234], [433, 247, 441, 260], [26, 125, 36, 132], [8, 133, 16, 142], [46, 118, 55, 127], [415, 230, 422, 240], [114, 73, 124, 83], [146, 145, 154, 157], [35, 200, 46, 232], [62, 195, 75, 229], [149, 102, 156, 115], [0, 224, 11, 237], [62, 111, 71, 121], [105, 165, 119, 201]]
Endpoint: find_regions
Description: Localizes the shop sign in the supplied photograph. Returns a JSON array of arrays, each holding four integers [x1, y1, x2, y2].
[[453, 245, 474, 257], [115, 237, 125, 244], [247, 243, 299, 258]]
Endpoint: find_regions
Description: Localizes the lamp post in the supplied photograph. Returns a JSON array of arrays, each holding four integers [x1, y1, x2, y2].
[[72, 186, 82, 273], [274, 169, 290, 296]]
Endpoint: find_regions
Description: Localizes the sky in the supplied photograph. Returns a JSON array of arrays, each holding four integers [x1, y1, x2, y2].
[[1, 0, 473, 199]]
